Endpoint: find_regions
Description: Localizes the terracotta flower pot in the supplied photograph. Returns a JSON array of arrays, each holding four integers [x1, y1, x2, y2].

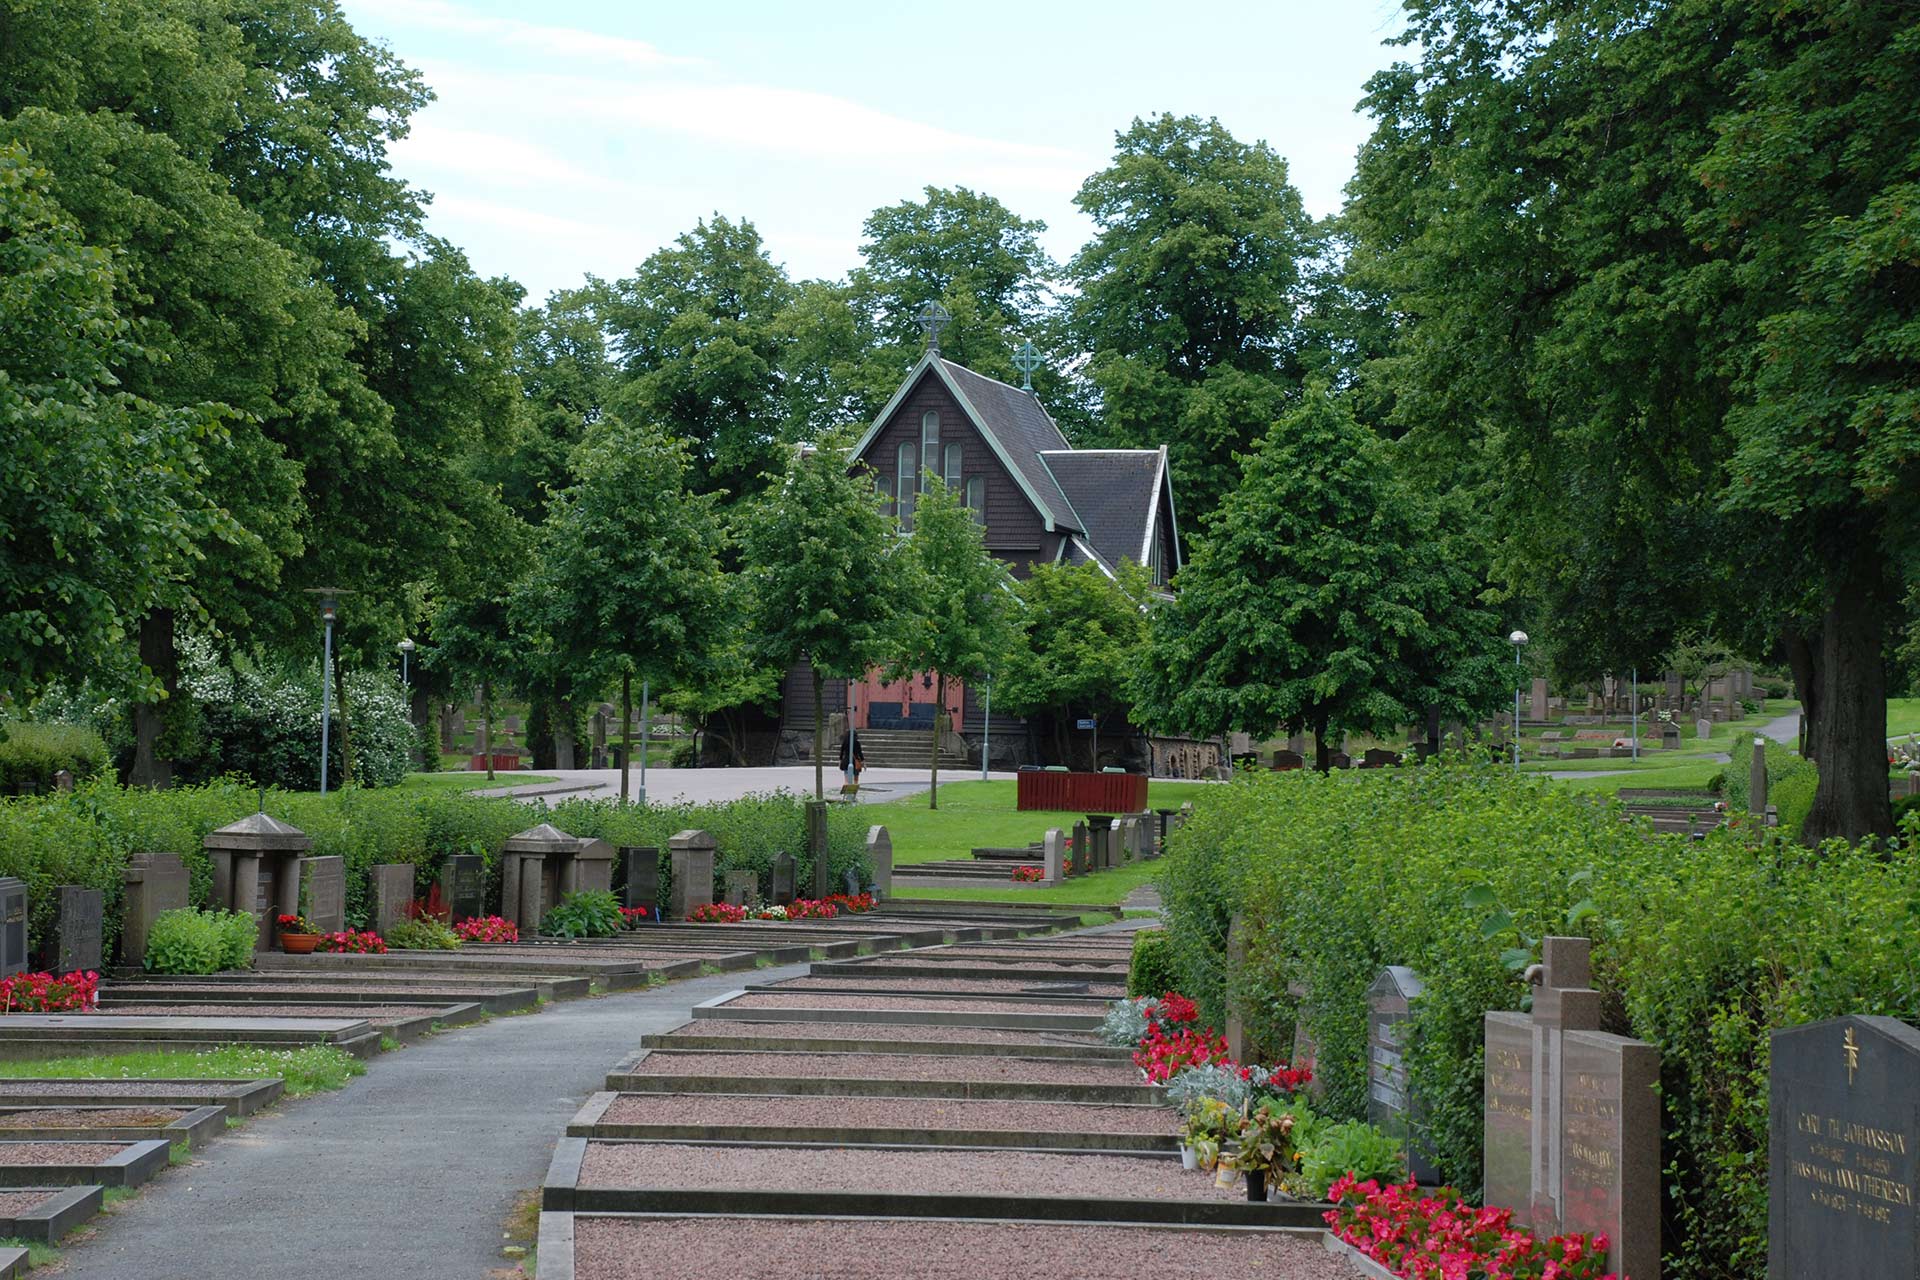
[[279, 932, 321, 955]]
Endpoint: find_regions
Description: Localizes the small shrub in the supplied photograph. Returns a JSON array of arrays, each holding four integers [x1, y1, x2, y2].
[[1127, 930, 1178, 997], [317, 929, 386, 954], [1295, 1119, 1407, 1200], [670, 741, 697, 768], [0, 722, 110, 794], [540, 890, 623, 939], [384, 918, 460, 950], [145, 909, 257, 974], [1098, 996, 1157, 1046], [454, 915, 518, 943]]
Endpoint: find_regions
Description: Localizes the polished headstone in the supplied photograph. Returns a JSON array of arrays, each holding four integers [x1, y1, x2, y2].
[[0, 878, 27, 978], [52, 886, 102, 973], [439, 854, 484, 922], [620, 847, 660, 914], [303, 856, 345, 935], [771, 852, 796, 906], [1368, 965, 1438, 1182]]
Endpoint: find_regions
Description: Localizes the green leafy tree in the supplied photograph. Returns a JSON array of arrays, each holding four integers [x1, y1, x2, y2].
[[518, 420, 729, 802], [496, 287, 612, 524], [996, 560, 1153, 769], [1067, 114, 1319, 517], [1134, 388, 1504, 770], [424, 591, 517, 781], [894, 478, 1017, 807], [741, 434, 901, 800]]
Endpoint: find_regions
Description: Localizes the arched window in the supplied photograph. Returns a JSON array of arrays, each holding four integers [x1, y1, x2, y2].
[[896, 441, 916, 523], [920, 412, 939, 490], [964, 476, 985, 522], [943, 443, 963, 489], [875, 474, 893, 515]]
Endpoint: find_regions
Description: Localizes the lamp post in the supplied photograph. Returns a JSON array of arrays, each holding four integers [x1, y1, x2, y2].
[[1509, 630, 1529, 769], [980, 678, 993, 782], [304, 588, 352, 796], [398, 638, 414, 686]]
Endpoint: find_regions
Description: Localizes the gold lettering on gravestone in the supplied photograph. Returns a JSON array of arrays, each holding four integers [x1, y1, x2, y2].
[[1844, 1026, 1860, 1085], [1788, 1106, 1917, 1224]]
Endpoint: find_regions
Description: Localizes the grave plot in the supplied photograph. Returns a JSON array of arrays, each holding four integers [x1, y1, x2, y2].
[[0, 1079, 282, 1117], [766, 974, 1128, 998], [608, 1048, 1159, 1104], [0, 1104, 226, 1149], [0, 1139, 170, 1188], [715, 991, 1108, 1022], [87, 1000, 485, 1044], [101, 978, 542, 1015], [0, 1013, 383, 1058], [255, 950, 665, 991], [548, 1214, 1342, 1280], [0, 1185, 102, 1242], [645, 1018, 1114, 1059], [809, 960, 1129, 987], [137, 968, 592, 1002]]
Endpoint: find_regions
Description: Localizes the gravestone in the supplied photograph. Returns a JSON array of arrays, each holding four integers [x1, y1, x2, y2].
[[302, 856, 346, 935], [1660, 723, 1682, 750], [1042, 829, 1065, 882], [1329, 751, 1353, 770], [620, 847, 660, 915], [204, 812, 310, 951], [0, 879, 25, 977], [806, 801, 831, 899], [53, 769, 74, 793], [1361, 748, 1403, 769], [1070, 821, 1089, 876], [1086, 815, 1116, 870], [723, 870, 756, 908], [842, 868, 862, 898], [1224, 913, 1249, 1062], [1288, 980, 1325, 1098], [1272, 749, 1304, 770], [1750, 738, 1769, 814], [1529, 678, 1549, 722], [1367, 966, 1438, 1182], [121, 852, 188, 967], [1696, 717, 1713, 740], [438, 854, 484, 923], [51, 886, 103, 973], [669, 830, 716, 920], [771, 852, 796, 906], [372, 864, 414, 935], [1769, 1014, 1920, 1280], [866, 826, 892, 900], [1483, 936, 1660, 1280]]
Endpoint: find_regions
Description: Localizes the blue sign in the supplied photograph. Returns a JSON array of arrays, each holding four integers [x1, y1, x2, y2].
[[1076, 718, 1096, 730]]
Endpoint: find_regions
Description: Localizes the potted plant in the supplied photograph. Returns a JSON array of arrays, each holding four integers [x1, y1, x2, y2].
[[1180, 1096, 1238, 1172], [275, 912, 321, 954], [1227, 1102, 1301, 1202]]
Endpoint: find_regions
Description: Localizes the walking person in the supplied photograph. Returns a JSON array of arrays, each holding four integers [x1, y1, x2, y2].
[[839, 724, 865, 789]]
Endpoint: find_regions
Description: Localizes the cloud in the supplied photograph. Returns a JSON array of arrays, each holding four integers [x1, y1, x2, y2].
[[374, 0, 700, 68], [394, 123, 631, 194]]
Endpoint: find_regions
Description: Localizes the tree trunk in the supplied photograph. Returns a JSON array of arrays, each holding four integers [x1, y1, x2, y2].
[[410, 686, 431, 769], [1785, 629, 1820, 762], [128, 609, 177, 789], [811, 664, 825, 801], [553, 697, 576, 770], [1418, 706, 1442, 760], [481, 679, 495, 782], [620, 672, 632, 804], [929, 672, 944, 810], [1313, 715, 1331, 774], [1801, 562, 1894, 844], [332, 647, 355, 787]]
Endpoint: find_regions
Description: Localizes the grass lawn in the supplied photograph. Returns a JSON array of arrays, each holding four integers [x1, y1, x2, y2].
[[1549, 762, 1729, 794], [1887, 699, 1920, 739], [895, 857, 1162, 907], [397, 772, 558, 792], [0, 1045, 365, 1097], [871, 779, 1219, 866]]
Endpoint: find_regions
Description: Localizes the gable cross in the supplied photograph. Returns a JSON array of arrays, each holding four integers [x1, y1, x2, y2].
[[1011, 338, 1043, 391], [917, 300, 951, 353]]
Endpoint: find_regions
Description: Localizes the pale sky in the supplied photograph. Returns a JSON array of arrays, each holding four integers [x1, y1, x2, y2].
[[338, 0, 1409, 302]]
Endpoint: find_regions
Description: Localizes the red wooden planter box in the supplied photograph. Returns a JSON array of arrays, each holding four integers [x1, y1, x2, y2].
[[1017, 771, 1148, 813], [468, 753, 525, 772]]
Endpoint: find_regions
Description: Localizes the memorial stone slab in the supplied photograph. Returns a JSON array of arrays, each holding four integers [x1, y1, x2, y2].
[[439, 854, 484, 923], [372, 864, 414, 935], [621, 847, 660, 914], [668, 830, 716, 920], [865, 826, 892, 900], [771, 852, 796, 906], [1042, 829, 1065, 882], [1770, 1014, 1920, 1280], [0, 879, 25, 977], [121, 852, 188, 967], [1070, 821, 1089, 877], [302, 856, 345, 935], [52, 886, 103, 973], [723, 870, 756, 908], [1368, 965, 1438, 1182], [53, 769, 74, 793], [1696, 718, 1713, 740], [842, 868, 862, 898], [1530, 678, 1549, 721]]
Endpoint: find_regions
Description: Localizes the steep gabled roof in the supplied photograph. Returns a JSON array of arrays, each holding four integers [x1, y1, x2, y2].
[[1039, 447, 1169, 574]]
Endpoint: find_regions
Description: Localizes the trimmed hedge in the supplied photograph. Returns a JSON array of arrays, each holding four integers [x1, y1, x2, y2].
[[1723, 734, 1818, 838], [0, 722, 110, 794], [1155, 759, 1920, 1280], [0, 779, 874, 961]]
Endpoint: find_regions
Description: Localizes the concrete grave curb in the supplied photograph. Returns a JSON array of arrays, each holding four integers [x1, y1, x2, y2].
[[0, 1184, 103, 1241], [0, 1079, 282, 1118], [0, 1103, 226, 1150], [0, 1138, 170, 1188]]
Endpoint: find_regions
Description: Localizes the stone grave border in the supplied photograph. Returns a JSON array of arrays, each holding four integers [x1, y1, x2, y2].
[[104, 981, 540, 1016], [0, 1138, 171, 1188], [0, 1184, 102, 1242], [807, 960, 1129, 983], [0, 1104, 226, 1149], [638, 1025, 1123, 1060], [604, 1047, 1162, 1105], [692, 991, 1105, 1031], [0, 1014, 383, 1059], [0, 1079, 283, 1118]]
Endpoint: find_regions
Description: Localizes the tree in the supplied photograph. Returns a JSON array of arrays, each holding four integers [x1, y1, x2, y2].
[[1133, 388, 1504, 770], [496, 287, 611, 524], [1067, 114, 1319, 517], [895, 478, 1017, 807], [0, 141, 234, 705], [519, 420, 729, 803], [996, 560, 1153, 769], [740, 433, 901, 800], [600, 216, 794, 502], [424, 592, 517, 782]]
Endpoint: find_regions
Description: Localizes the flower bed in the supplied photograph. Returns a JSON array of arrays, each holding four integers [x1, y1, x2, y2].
[[687, 902, 746, 924], [1011, 865, 1044, 882], [0, 969, 99, 1013], [454, 915, 519, 943], [787, 898, 838, 920], [317, 929, 386, 954], [617, 907, 655, 928], [1325, 1177, 1616, 1279], [826, 892, 876, 914]]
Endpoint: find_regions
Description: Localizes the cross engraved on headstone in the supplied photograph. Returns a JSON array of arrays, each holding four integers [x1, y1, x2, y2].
[[1011, 338, 1042, 390], [916, 300, 951, 352]]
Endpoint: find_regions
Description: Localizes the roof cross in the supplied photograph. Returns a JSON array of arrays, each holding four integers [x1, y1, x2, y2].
[[1011, 338, 1043, 391], [916, 300, 951, 352]]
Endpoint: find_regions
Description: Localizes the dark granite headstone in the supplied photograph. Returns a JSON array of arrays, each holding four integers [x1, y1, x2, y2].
[[371, 864, 414, 935], [668, 830, 715, 920], [0, 878, 27, 977], [53, 886, 102, 972], [303, 856, 345, 935], [439, 854, 484, 923], [1368, 966, 1439, 1182], [1770, 1014, 1920, 1280], [842, 868, 861, 898], [620, 846, 660, 914], [770, 852, 796, 905], [723, 870, 756, 908], [1070, 821, 1089, 876]]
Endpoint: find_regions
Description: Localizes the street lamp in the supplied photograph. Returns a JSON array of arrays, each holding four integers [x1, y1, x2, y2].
[[1509, 630, 1529, 769], [303, 588, 354, 796], [397, 638, 414, 686]]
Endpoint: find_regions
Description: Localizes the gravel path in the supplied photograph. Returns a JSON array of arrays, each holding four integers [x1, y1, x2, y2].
[[0, 1142, 131, 1164], [578, 1141, 1231, 1200], [635, 1051, 1142, 1085], [658, 1021, 1102, 1046], [573, 1217, 1347, 1280], [726, 994, 1106, 1015], [0, 1107, 185, 1128], [771, 976, 1126, 996], [0, 1190, 56, 1215], [598, 1093, 1176, 1135]]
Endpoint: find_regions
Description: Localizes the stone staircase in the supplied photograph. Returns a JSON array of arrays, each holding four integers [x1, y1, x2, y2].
[[855, 728, 970, 770]]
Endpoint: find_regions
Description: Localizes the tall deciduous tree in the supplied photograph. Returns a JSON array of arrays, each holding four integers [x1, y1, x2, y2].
[[741, 433, 901, 801], [895, 478, 1017, 808], [996, 560, 1153, 770], [1067, 114, 1318, 517], [1133, 388, 1503, 770], [424, 591, 517, 782]]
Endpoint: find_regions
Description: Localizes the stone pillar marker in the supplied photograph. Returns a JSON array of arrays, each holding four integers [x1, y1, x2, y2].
[[121, 852, 188, 966], [865, 826, 892, 900], [1484, 936, 1660, 1280], [1070, 821, 1089, 877], [1224, 913, 1249, 1062], [1085, 814, 1116, 870], [0, 879, 28, 978], [1750, 738, 1769, 814], [1042, 829, 1066, 882], [371, 864, 414, 935], [203, 812, 310, 951], [806, 801, 831, 899], [302, 856, 346, 935], [668, 830, 716, 920], [1529, 677, 1549, 722]]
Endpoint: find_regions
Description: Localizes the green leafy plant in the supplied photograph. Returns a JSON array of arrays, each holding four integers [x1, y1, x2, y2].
[[1295, 1119, 1407, 1200], [540, 890, 623, 939], [1127, 929, 1178, 997], [383, 918, 461, 950], [0, 722, 111, 794], [144, 908, 257, 974]]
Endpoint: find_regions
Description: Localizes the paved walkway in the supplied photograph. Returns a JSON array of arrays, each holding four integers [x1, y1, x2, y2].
[[469, 766, 1022, 805], [56, 964, 807, 1280]]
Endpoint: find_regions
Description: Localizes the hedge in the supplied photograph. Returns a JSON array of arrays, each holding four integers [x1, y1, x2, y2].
[[0, 779, 875, 962], [1154, 758, 1920, 1280], [1722, 734, 1818, 839], [0, 722, 111, 794]]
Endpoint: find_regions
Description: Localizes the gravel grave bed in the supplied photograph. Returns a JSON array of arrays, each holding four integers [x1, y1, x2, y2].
[[726, 994, 1106, 1015], [0, 1107, 186, 1128], [107, 1003, 448, 1019], [854, 956, 1121, 970], [0, 1142, 131, 1164], [111, 983, 517, 996], [0, 1082, 255, 1099], [599, 1093, 1176, 1134], [659, 1021, 1101, 1047], [579, 1141, 1232, 1200], [912, 948, 1130, 961], [0, 1190, 56, 1215], [770, 976, 1126, 996], [573, 1217, 1344, 1280], [635, 1052, 1141, 1085]]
